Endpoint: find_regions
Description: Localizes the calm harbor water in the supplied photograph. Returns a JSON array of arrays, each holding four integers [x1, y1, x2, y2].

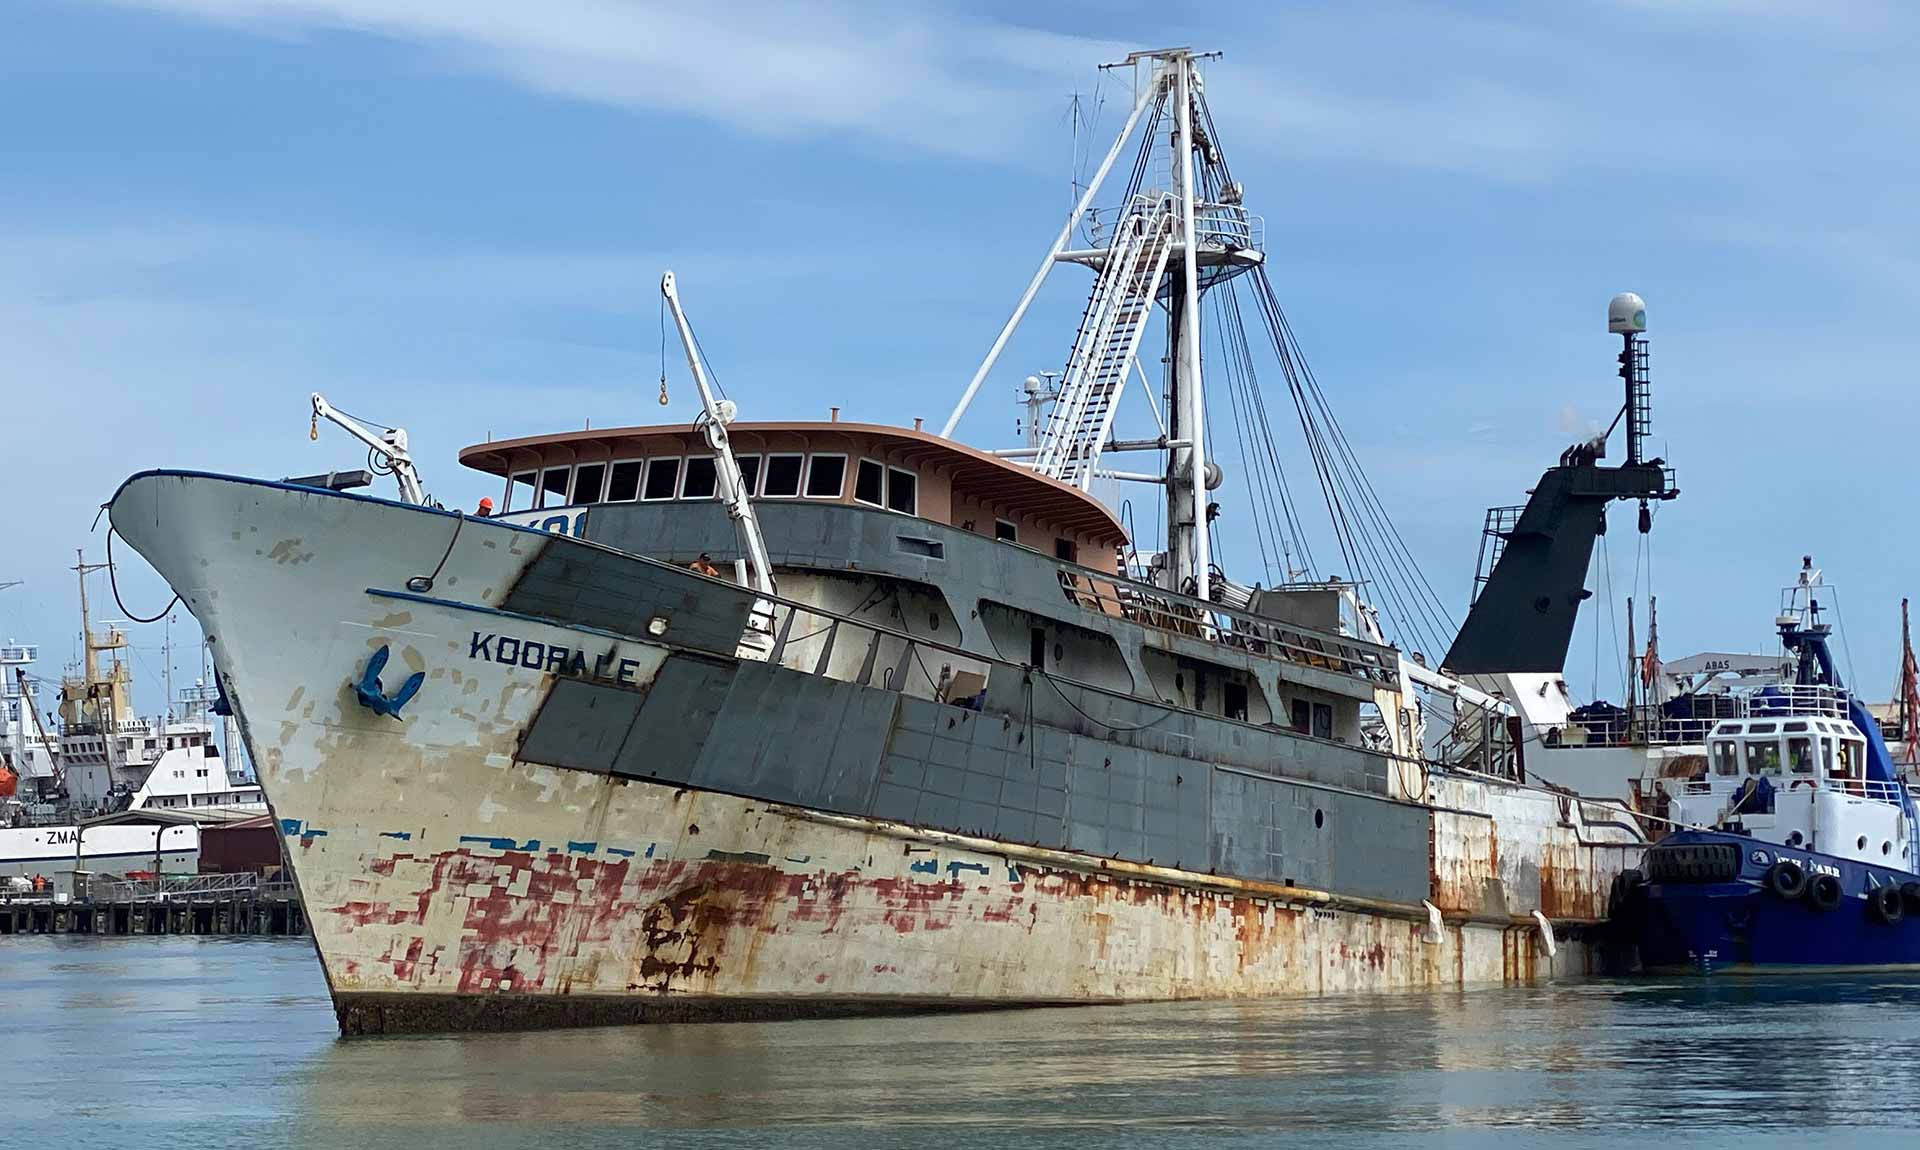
[[5, 936, 1920, 1148]]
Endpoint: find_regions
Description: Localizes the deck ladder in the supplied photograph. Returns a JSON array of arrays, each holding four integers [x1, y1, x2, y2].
[[1033, 194, 1178, 489]]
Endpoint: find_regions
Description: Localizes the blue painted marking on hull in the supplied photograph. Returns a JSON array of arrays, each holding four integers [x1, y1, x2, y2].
[[379, 831, 413, 841], [457, 836, 539, 852], [566, 841, 597, 854], [1632, 830, 1920, 972]]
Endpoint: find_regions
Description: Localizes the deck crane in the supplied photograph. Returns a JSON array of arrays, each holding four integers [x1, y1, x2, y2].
[[659, 271, 775, 600], [309, 394, 427, 506]]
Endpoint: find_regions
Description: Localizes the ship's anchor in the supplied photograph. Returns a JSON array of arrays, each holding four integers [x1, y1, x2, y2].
[[353, 644, 424, 720]]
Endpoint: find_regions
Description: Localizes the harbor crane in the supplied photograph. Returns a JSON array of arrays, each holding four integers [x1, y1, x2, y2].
[[309, 394, 427, 506]]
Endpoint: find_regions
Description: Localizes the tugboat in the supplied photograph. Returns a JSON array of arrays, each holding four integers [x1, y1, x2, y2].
[[1622, 559, 1920, 972]]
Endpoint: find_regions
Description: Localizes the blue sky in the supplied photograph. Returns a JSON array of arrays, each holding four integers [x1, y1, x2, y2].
[[4, 0, 1919, 714]]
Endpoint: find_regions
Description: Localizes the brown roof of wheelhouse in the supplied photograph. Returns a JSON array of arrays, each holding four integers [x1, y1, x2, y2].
[[457, 420, 1130, 545]]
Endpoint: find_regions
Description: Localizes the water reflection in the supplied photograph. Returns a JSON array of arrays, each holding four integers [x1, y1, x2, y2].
[[5, 936, 1920, 1148], [292, 976, 1920, 1138]]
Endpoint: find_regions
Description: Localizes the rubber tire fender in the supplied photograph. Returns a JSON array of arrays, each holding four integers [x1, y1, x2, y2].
[[1766, 859, 1808, 900], [1804, 872, 1843, 912], [1868, 884, 1905, 925]]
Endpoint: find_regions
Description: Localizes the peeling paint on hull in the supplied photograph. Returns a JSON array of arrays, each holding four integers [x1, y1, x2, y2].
[[107, 471, 1632, 1035], [301, 784, 1592, 1034]]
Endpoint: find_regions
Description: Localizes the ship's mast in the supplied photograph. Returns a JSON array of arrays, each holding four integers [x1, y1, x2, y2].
[[1167, 52, 1209, 602], [946, 48, 1231, 600]]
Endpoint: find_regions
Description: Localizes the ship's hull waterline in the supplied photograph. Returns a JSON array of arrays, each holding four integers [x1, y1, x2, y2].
[[109, 471, 1626, 1035]]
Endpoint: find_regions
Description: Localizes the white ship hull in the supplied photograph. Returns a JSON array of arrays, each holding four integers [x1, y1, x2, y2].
[[110, 471, 1630, 1033], [0, 823, 198, 880]]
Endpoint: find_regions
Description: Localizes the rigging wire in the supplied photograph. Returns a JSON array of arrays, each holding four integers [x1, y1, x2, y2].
[[1219, 284, 1315, 579], [1211, 292, 1273, 584], [1195, 90, 1455, 651]]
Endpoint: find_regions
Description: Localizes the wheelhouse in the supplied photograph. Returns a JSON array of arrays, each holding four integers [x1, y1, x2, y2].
[[1705, 716, 1867, 792], [461, 420, 1131, 572]]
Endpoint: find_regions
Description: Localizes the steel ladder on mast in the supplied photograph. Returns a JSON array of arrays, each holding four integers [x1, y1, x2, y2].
[[1034, 194, 1177, 490]]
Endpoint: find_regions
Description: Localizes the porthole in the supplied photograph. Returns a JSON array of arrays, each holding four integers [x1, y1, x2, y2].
[[1857, 835, 1868, 851], [1883, 841, 1893, 856], [1053, 642, 1064, 663], [929, 612, 940, 631], [1314, 809, 1325, 830]]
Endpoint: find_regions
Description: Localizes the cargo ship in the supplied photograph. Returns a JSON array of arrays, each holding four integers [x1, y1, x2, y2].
[[107, 48, 1666, 1033]]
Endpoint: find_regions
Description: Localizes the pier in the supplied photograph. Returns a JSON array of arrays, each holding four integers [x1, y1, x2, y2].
[[0, 872, 307, 937]]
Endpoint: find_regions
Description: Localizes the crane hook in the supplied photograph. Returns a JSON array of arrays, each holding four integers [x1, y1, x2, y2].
[[658, 376, 670, 406], [310, 413, 319, 441]]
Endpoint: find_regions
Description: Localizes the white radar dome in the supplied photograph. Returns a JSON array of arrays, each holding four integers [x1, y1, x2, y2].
[[1608, 292, 1647, 334]]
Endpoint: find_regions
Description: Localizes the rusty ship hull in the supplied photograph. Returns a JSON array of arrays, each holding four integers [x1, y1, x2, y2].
[[108, 470, 1635, 1034]]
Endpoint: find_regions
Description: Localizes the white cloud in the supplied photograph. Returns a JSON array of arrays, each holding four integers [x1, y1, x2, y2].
[[101, 0, 1590, 180], [105, 0, 1124, 161]]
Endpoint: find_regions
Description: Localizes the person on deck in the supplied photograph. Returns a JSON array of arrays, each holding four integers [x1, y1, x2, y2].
[[476, 497, 495, 517], [690, 553, 720, 578]]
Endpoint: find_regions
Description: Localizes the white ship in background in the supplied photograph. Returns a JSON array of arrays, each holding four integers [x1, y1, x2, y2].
[[0, 561, 265, 880]]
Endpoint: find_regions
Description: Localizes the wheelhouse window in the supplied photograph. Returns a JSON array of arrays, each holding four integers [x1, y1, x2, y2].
[[1289, 699, 1310, 734], [538, 466, 571, 508], [854, 459, 885, 507], [995, 519, 1019, 542], [1055, 538, 1078, 563], [736, 455, 762, 497], [571, 462, 606, 505], [606, 460, 643, 502], [1712, 741, 1740, 777], [642, 458, 681, 501], [805, 454, 846, 499], [508, 471, 537, 512], [681, 456, 718, 500], [887, 467, 917, 515], [763, 454, 804, 497], [1788, 736, 1814, 774], [1311, 702, 1334, 740], [1745, 740, 1782, 776]]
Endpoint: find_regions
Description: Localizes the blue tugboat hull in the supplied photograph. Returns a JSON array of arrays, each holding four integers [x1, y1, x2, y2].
[[1629, 830, 1920, 973]]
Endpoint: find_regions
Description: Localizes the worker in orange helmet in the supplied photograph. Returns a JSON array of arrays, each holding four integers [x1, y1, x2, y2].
[[477, 497, 495, 517]]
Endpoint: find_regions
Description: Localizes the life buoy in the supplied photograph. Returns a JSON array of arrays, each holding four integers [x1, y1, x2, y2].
[[1902, 881, 1920, 916], [1804, 872, 1843, 912], [1766, 859, 1808, 900], [1868, 885, 1905, 925]]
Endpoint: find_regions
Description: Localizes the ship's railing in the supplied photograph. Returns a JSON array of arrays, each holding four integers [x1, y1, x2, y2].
[[1557, 686, 1857, 749], [747, 571, 1393, 733], [1195, 203, 1263, 253], [1085, 196, 1264, 256], [84, 871, 281, 904], [0, 645, 36, 664], [1745, 683, 1853, 719], [1673, 776, 1908, 807], [1053, 564, 1396, 686]]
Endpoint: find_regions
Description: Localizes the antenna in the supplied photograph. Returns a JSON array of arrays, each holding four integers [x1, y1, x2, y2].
[[1608, 292, 1650, 466], [1608, 292, 1656, 532]]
